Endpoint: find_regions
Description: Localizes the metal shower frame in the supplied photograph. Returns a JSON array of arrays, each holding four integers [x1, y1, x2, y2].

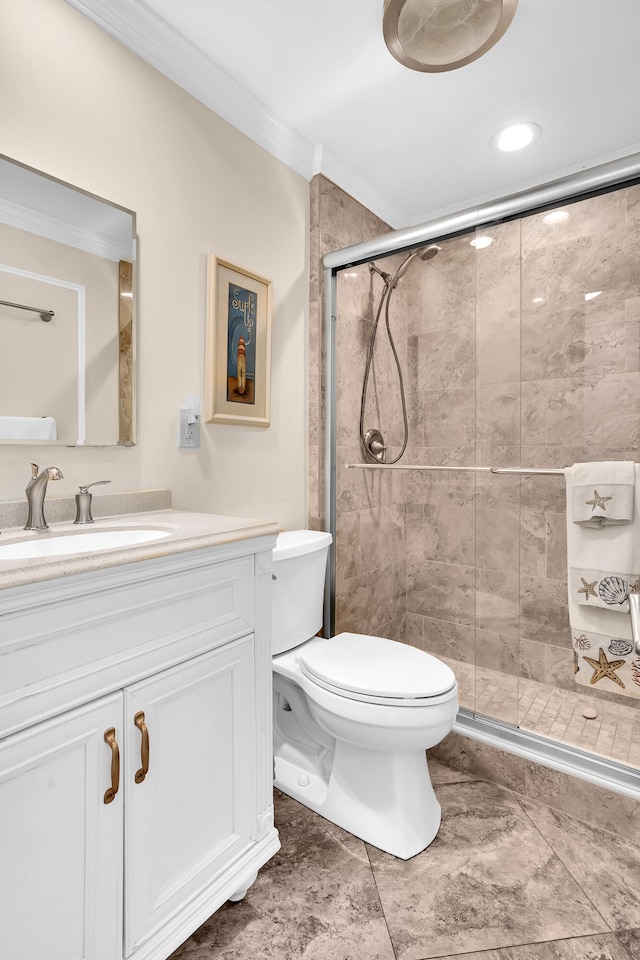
[[322, 152, 640, 638]]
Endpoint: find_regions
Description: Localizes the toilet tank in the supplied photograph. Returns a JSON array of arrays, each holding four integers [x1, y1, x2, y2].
[[271, 530, 332, 655]]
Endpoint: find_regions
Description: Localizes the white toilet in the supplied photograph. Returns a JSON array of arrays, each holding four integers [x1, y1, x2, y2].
[[271, 529, 458, 860]]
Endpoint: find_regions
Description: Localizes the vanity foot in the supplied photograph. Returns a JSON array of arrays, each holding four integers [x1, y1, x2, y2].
[[228, 871, 258, 903]]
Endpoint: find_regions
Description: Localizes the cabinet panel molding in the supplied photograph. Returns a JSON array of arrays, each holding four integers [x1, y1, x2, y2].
[[0, 694, 123, 960], [1, 554, 254, 738]]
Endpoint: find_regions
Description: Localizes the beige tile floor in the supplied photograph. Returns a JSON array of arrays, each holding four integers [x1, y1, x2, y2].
[[443, 657, 640, 770], [169, 762, 640, 960]]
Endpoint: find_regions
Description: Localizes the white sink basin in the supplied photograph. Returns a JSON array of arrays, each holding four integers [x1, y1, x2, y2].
[[0, 529, 171, 560]]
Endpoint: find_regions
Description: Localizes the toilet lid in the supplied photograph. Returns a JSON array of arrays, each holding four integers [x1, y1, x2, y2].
[[299, 633, 456, 701]]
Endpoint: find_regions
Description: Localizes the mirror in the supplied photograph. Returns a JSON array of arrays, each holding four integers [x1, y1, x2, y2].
[[0, 155, 136, 445]]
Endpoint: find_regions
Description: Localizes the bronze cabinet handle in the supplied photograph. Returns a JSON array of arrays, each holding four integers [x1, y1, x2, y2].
[[103, 727, 120, 804], [134, 711, 149, 784]]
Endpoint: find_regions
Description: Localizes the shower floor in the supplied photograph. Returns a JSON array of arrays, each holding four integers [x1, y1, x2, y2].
[[443, 656, 640, 771]]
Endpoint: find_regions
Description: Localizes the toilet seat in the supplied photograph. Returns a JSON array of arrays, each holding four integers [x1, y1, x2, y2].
[[298, 632, 456, 707]]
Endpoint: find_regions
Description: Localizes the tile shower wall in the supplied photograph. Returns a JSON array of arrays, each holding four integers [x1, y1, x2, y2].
[[517, 188, 640, 718], [312, 175, 640, 730], [309, 175, 409, 641]]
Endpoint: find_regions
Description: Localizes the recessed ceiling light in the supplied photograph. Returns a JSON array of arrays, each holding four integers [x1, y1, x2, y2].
[[585, 291, 602, 302], [543, 210, 569, 224], [470, 236, 493, 249], [493, 122, 541, 152]]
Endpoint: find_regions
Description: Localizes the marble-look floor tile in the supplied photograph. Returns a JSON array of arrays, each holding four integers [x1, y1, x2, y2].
[[616, 927, 640, 957], [520, 799, 640, 929], [168, 791, 395, 960], [367, 781, 610, 960], [427, 755, 478, 785], [439, 929, 638, 959]]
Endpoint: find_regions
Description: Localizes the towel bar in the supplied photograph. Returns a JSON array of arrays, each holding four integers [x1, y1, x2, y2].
[[629, 591, 640, 654], [344, 463, 565, 475]]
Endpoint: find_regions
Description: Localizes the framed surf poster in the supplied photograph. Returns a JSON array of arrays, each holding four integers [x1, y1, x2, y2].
[[205, 255, 272, 427]]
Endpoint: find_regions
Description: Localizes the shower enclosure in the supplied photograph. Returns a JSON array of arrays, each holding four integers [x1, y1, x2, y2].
[[318, 157, 640, 793]]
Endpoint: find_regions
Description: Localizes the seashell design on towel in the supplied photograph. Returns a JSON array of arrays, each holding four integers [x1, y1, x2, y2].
[[573, 634, 591, 651], [597, 576, 629, 606], [632, 660, 640, 687], [608, 638, 634, 657]]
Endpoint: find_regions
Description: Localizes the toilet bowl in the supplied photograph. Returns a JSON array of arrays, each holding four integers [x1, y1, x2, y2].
[[271, 530, 458, 860]]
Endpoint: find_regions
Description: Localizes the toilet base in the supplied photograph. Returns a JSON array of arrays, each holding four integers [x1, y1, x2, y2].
[[275, 741, 441, 860]]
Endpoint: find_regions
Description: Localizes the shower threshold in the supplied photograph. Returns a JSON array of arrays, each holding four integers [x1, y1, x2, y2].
[[453, 708, 640, 801]]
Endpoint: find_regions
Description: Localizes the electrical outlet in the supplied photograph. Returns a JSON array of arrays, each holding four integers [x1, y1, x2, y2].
[[178, 408, 200, 448]]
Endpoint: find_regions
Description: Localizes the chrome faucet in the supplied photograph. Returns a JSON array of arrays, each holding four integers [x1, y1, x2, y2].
[[25, 463, 64, 531]]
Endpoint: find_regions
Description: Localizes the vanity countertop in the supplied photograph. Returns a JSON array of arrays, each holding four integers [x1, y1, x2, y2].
[[0, 509, 280, 590]]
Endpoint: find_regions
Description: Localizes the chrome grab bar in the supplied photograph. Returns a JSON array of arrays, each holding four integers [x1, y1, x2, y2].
[[629, 591, 640, 654]]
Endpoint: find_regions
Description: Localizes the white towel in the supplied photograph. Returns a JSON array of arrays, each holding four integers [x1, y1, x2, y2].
[[569, 460, 635, 526], [565, 463, 640, 700], [0, 416, 57, 440]]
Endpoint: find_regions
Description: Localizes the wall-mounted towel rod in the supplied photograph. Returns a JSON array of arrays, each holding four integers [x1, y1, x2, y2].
[[0, 299, 54, 322], [345, 463, 565, 476], [490, 466, 565, 476]]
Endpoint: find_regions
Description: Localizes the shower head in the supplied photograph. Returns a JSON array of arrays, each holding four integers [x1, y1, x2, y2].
[[393, 244, 441, 283], [368, 244, 440, 288]]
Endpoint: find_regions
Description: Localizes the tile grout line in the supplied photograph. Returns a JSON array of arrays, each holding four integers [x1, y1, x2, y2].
[[407, 929, 640, 960], [364, 842, 400, 960], [514, 795, 616, 938]]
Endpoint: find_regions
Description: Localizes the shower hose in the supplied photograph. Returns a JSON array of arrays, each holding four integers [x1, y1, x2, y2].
[[359, 272, 409, 464]]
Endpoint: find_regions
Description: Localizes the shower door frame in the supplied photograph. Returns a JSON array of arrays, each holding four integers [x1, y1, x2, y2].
[[321, 153, 640, 800], [323, 151, 640, 636]]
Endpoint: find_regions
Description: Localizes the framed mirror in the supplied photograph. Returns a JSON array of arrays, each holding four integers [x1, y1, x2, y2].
[[0, 155, 136, 445]]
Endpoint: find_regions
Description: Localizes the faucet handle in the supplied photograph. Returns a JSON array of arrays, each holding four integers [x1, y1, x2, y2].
[[74, 480, 111, 524], [78, 480, 111, 495], [30, 462, 39, 479]]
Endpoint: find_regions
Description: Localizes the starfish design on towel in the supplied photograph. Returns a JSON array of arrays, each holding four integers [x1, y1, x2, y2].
[[585, 489, 613, 512], [583, 647, 626, 688], [630, 578, 640, 593], [577, 577, 598, 600]]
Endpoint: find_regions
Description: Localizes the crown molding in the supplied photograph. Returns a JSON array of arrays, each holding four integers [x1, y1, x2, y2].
[[64, 0, 411, 229], [65, 0, 316, 179], [0, 197, 132, 261], [314, 145, 408, 230], [406, 141, 640, 228]]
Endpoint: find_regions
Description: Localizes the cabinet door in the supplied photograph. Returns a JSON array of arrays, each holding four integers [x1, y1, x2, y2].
[[123, 636, 257, 956], [0, 694, 123, 960]]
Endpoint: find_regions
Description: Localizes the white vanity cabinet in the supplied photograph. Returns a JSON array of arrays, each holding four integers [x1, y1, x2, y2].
[[0, 529, 279, 960], [0, 693, 124, 960]]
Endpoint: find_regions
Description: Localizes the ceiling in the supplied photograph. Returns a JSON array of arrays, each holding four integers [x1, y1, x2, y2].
[[68, 0, 640, 229]]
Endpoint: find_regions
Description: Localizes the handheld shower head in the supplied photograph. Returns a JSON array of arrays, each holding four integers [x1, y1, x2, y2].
[[392, 243, 441, 284], [419, 243, 441, 261]]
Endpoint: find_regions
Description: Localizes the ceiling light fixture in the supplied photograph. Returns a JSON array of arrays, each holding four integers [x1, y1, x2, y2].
[[543, 210, 570, 224], [493, 122, 541, 152], [470, 236, 493, 249], [383, 0, 518, 73]]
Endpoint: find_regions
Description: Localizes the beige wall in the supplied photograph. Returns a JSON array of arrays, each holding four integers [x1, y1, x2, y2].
[[0, 0, 308, 528]]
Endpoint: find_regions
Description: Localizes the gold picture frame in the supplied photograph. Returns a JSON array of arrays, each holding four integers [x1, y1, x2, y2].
[[205, 256, 272, 427]]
